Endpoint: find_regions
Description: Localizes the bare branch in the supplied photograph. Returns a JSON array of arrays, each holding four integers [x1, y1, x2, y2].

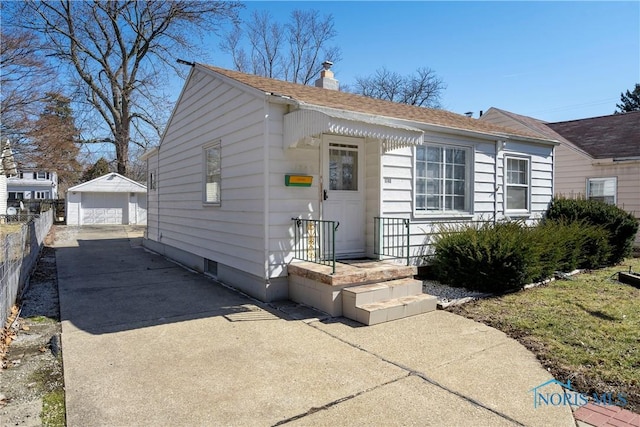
[[353, 66, 445, 108], [11, 0, 242, 175]]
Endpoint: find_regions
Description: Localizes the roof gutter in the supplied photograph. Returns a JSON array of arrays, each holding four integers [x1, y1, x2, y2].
[[592, 156, 640, 165]]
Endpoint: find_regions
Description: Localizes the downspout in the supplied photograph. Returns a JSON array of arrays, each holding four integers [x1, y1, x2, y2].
[[494, 140, 502, 223], [551, 144, 556, 205], [263, 97, 271, 290]]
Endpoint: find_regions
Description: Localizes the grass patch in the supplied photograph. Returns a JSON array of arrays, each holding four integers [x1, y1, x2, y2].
[[30, 361, 66, 426], [42, 389, 66, 427], [27, 315, 57, 324], [448, 258, 640, 412]]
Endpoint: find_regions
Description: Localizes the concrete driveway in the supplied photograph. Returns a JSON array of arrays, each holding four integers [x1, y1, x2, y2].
[[55, 226, 573, 426]]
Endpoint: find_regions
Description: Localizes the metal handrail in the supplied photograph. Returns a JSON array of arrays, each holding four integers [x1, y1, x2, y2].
[[291, 218, 339, 274], [374, 217, 410, 265]]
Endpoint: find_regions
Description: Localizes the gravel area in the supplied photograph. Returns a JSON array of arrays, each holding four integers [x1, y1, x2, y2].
[[422, 280, 492, 308]]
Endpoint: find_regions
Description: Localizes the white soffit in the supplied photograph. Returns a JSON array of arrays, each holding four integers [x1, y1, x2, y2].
[[284, 106, 424, 152]]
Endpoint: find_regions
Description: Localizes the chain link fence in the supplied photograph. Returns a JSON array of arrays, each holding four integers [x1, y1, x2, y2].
[[1, 210, 53, 327]]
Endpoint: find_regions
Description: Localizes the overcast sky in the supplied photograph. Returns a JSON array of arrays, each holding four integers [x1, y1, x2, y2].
[[202, 1, 640, 123]]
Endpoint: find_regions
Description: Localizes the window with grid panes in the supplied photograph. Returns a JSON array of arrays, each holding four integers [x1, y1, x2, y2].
[[415, 145, 470, 213]]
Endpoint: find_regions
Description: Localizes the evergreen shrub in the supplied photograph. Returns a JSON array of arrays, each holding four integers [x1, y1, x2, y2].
[[546, 198, 638, 264], [431, 221, 536, 293]]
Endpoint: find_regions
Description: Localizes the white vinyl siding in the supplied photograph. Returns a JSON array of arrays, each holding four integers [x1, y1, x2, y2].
[[587, 177, 616, 205], [505, 156, 530, 212], [151, 67, 268, 279], [378, 136, 553, 261]]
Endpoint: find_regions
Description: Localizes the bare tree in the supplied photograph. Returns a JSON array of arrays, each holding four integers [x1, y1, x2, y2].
[[246, 10, 284, 78], [0, 29, 53, 147], [220, 9, 341, 85], [353, 67, 446, 108], [11, 0, 241, 176]]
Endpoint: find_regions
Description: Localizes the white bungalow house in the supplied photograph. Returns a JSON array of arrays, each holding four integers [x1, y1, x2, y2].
[[66, 172, 147, 226], [142, 63, 558, 324]]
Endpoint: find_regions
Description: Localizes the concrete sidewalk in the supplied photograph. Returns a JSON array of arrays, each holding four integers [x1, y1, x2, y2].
[[55, 226, 574, 426]]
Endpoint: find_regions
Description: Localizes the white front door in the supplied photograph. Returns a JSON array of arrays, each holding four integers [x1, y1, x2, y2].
[[322, 135, 365, 258]]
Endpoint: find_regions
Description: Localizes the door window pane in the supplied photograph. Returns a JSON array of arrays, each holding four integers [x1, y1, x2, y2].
[[329, 145, 358, 191]]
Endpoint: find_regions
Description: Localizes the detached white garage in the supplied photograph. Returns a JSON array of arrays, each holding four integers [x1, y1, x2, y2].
[[66, 173, 147, 225]]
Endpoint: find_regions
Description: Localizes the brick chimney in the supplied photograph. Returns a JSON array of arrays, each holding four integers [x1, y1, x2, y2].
[[315, 61, 339, 90]]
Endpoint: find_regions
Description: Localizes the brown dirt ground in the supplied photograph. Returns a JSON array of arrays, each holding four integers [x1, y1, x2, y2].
[[0, 227, 65, 426]]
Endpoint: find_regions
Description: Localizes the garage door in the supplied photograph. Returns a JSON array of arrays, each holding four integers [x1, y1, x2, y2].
[[81, 192, 128, 225]]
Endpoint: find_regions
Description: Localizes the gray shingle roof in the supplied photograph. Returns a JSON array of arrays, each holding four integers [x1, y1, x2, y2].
[[201, 64, 551, 142], [546, 111, 640, 159]]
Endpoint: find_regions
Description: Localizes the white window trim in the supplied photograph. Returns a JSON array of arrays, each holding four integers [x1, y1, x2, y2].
[[586, 177, 617, 205], [414, 143, 474, 217], [203, 140, 221, 206], [504, 155, 531, 215]]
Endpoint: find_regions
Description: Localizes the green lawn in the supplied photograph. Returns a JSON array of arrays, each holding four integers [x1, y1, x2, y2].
[[449, 258, 640, 413]]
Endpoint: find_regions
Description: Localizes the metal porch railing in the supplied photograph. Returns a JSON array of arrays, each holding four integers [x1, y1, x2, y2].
[[374, 217, 410, 265], [291, 218, 339, 274]]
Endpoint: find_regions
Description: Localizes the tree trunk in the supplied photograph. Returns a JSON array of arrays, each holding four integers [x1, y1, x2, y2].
[[115, 124, 129, 176]]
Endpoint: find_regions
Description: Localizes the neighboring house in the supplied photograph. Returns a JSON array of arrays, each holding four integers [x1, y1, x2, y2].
[[480, 108, 640, 244], [1, 139, 18, 217], [7, 170, 58, 202], [142, 62, 559, 306], [66, 172, 147, 226]]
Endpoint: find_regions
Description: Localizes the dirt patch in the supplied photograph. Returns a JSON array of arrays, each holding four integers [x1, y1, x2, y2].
[[1, 228, 65, 426]]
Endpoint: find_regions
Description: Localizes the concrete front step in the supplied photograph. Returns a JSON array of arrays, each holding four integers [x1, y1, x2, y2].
[[342, 278, 437, 325], [354, 294, 438, 326], [343, 278, 423, 307]]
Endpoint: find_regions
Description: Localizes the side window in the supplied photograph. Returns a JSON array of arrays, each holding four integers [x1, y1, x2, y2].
[[149, 170, 156, 190], [203, 141, 221, 205], [505, 156, 530, 212], [587, 177, 616, 205], [505, 157, 531, 212]]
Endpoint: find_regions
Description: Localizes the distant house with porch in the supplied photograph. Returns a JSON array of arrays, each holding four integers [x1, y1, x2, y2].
[[141, 63, 559, 324], [480, 108, 640, 245]]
